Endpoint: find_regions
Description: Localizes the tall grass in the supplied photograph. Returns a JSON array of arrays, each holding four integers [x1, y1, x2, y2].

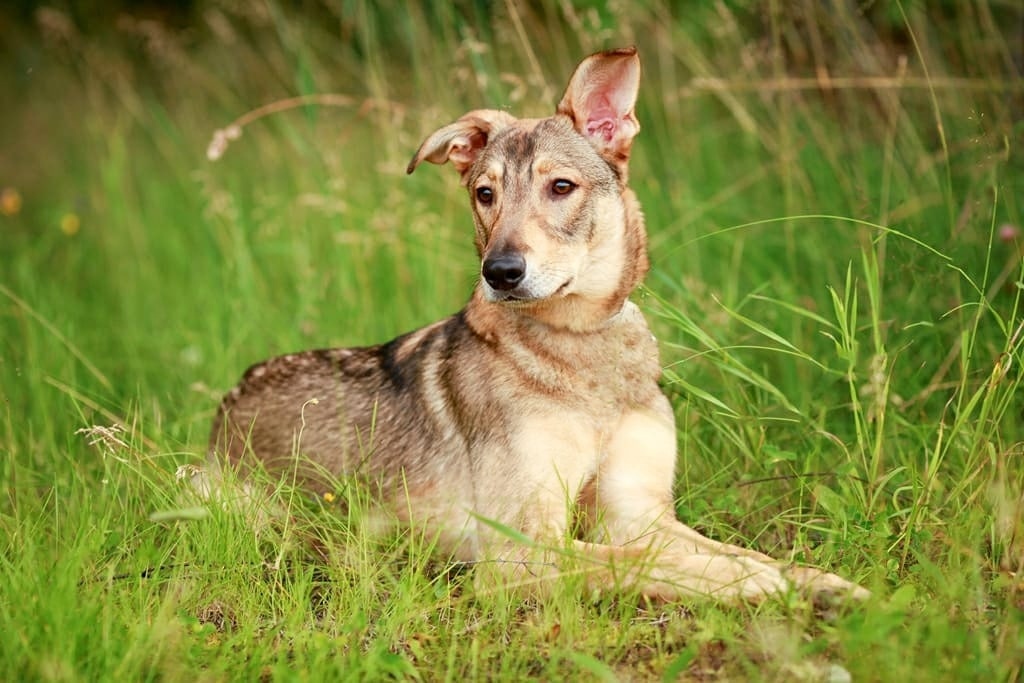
[[1, 1, 1022, 679]]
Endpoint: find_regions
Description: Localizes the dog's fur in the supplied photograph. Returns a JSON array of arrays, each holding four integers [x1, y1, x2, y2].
[[204, 47, 868, 603]]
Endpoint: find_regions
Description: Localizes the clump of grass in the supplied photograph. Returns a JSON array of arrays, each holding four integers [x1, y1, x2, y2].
[[1, 0, 1022, 679]]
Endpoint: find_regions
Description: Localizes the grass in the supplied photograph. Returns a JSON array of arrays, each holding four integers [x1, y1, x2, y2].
[[1, 0, 1023, 680]]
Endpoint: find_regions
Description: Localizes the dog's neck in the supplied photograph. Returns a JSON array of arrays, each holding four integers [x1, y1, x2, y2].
[[461, 286, 660, 406]]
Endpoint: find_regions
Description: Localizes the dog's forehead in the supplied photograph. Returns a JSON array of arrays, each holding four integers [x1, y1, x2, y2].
[[480, 116, 605, 177]]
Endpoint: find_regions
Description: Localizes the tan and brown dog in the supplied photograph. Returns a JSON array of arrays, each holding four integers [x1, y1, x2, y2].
[[203, 47, 868, 604]]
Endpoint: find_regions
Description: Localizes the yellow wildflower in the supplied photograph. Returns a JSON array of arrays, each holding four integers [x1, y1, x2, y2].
[[60, 213, 80, 236], [1, 187, 21, 216]]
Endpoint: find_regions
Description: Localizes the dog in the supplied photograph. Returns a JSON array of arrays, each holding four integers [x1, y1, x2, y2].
[[203, 47, 869, 604]]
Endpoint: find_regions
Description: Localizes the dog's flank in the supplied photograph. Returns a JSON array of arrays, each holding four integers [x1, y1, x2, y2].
[[206, 47, 868, 603]]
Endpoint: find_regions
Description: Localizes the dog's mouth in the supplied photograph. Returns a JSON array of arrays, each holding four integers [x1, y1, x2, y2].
[[488, 279, 573, 304], [490, 291, 533, 305]]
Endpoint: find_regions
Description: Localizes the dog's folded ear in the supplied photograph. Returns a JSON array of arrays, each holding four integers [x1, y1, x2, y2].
[[407, 109, 514, 183], [557, 46, 641, 177]]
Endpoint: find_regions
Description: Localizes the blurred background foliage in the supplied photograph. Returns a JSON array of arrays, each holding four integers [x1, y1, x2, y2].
[[2, 0, 1020, 419]]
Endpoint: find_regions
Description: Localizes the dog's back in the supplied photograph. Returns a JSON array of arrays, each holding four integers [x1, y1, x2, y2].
[[210, 316, 474, 507]]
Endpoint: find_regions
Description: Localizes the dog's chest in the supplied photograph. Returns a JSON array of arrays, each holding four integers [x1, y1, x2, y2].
[[508, 302, 664, 415]]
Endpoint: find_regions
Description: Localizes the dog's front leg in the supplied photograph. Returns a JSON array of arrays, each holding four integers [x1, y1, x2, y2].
[[462, 412, 775, 603], [596, 405, 869, 602], [468, 413, 600, 598], [578, 405, 789, 601]]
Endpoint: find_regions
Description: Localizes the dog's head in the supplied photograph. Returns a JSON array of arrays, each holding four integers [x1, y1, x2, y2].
[[407, 47, 646, 331]]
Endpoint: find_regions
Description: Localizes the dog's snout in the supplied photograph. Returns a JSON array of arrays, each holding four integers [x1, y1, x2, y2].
[[482, 254, 527, 291]]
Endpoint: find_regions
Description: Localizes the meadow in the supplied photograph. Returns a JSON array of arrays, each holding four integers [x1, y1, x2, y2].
[[1, 1, 1022, 680]]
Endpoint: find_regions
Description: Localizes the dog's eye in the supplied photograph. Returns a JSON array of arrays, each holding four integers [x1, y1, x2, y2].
[[475, 187, 494, 205], [551, 179, 577, 196]]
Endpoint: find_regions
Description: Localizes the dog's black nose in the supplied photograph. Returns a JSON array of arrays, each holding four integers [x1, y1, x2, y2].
[[482, 254, 526, 291]]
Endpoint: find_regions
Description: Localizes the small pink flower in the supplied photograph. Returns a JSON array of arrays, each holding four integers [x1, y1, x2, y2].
[[999, 223, 1020, 243]]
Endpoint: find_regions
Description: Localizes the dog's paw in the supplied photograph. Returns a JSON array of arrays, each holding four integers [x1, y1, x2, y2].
[[784, 565, 871, 603], [640, 553, 791, 604]]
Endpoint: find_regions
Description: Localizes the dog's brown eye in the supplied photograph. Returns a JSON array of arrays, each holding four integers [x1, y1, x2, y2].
[[552, 179, 576, 196], [476, 187, 494, 205]]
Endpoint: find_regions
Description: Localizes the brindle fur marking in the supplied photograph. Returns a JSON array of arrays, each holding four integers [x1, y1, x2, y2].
[[205, 47, 869, 604]]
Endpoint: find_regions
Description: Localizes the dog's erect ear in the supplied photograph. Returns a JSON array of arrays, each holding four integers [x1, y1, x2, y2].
[[406, 109, 514, 184], [557, 46, 640, 174]]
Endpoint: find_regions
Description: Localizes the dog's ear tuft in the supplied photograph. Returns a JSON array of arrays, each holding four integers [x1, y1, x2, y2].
[[557, 47, 640, 175], [407, 109, 514, 184]]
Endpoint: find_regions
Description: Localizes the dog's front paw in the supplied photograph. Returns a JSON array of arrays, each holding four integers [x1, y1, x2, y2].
[[640, 553, 792, 604], [784, 565, 871, 603]]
